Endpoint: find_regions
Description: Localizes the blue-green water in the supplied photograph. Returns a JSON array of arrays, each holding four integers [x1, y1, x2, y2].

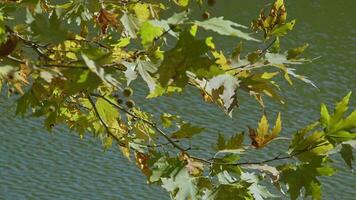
[[1, 0, 355, 199]]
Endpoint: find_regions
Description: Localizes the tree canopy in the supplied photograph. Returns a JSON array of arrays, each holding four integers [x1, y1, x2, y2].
[[0, 0, 355, 199]]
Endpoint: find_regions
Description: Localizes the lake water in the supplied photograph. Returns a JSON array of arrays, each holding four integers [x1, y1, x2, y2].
[[1, 0, 355, 199]]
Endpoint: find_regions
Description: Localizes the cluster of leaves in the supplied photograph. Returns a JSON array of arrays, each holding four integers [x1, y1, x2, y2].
[[0, 0, 354, 199]]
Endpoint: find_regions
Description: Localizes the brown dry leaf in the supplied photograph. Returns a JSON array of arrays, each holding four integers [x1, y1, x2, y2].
[[0, 33, 18, 58], [135, 152, 151, 177], [96, 8, 119, 34]]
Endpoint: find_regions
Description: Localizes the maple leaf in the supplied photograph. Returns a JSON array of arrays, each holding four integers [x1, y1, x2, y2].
[[248, 113, 282, 149], [96, 8, 119, 34]]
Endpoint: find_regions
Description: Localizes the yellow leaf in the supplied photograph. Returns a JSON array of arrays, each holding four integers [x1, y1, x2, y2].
[[133, 3, 150, 21], [174, 0, 189, 7], [257, 114, 269, 136], [271, 112, 282, 136], [261, 72, 279, 79], [249, 113, 282, 149], [120, 145, 131, 160]]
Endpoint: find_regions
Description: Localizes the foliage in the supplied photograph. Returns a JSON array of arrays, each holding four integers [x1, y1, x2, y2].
[[0, 0, 355, 199]]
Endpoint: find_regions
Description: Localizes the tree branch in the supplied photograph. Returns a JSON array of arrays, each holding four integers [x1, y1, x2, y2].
[[87, 94, 126, 147], [90, 93, 187, 153]]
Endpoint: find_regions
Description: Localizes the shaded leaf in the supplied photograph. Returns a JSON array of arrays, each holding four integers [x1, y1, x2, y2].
[[171, 123, 204, 139], [340, 144, 354, 169]]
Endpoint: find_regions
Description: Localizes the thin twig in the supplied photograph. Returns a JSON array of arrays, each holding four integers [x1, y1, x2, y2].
[[225, 37, 277, 72], [90, 93, 187, 152], [87, 94, 126, 146]]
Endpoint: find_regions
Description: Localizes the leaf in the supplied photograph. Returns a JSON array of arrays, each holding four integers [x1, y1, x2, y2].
[[161, 168, 199, 200], [157, 29, 213, 87], [136, 60, 158, 94], [81, 53, 120, 87], [205, 183, 253, 200], [279, 158, 335, 200], [161, 113, 178, 128], [243, 164, 279, 183], [241, 172, 277, 200], [206, 74, 240, 116], [95, 97, 119, 128], [194, 17, 259, 41], [271, 20, 296, 37], [320, 103, 330, 128], [122, 61, 138, 86], [174, 0, 189, 7], [331, 91, 351, 125], [150, 11, 189, 38], [58, 0, 99, 25], [120, 12, 140, 38], [290, 122, 319, 149], [251, 0, 289, 39], [290, 130, 333, 163], [132, 3, 151, 21], [248, 113, 282, 149], [26, 9, 67, 43], [0, 11, 6, 44], [264, 52, 316, 88], [217, 133, 244, 152], [186, 158, 204, 176], [171, 123, 204, 139], [139, 21, 163, 48], [96, 8, 119, 34], [321, 92, 356, 142], [340, 144, 354, 169], [271, 112, 282, 136], [287, 44, 309, 59]]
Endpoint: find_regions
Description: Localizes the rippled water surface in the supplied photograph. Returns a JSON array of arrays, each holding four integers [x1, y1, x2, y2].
[[1, 0, 355, 199]]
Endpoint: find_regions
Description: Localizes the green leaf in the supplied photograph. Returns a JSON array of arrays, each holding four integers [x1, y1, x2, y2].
[[26, 9, 67, 43], [271, 112, 282, 136], [95, 97, 119, 127], [241, 172, 277, 200], [340, 144, 354, 169], [161, 113, 179, 128], [81, 53, 120, 87], [320, 103, 330, 128], [194, 17, 259, 41], [205, 182, 253, 200], [287, 44, 309, 59], [57, 0, 99, 25], [217, 133, 244, 152], [62, 69, 101, 95], [271, 20, 296, 37], [331, 91, 351, 125], [158, 30, 212, 87], [279, 158, 335, 200], [291, 130, 333, 162], [174, 0, 189, 7], [150, 11, 189, 38], [0, 11, 6, 44], [342, 110, 356, 130], [139, 21, 163, 48], [161, 168, 199, 200], [171, 123, 204, 139], [290, 122, 319, 149]]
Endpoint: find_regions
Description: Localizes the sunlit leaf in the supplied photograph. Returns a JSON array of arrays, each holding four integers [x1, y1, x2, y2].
[[194, 17, 259, 41]]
